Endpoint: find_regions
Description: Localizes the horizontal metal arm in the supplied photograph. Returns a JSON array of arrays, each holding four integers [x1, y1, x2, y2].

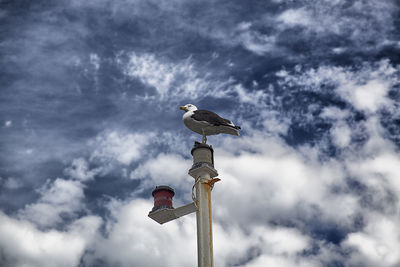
[[148, 202, 197, 224]]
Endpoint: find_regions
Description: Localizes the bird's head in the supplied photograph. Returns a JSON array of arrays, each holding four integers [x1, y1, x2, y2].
[[179, 104, 198, 112]]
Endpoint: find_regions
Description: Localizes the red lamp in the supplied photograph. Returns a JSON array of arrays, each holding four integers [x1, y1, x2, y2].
[[151, 185, 175, 212]]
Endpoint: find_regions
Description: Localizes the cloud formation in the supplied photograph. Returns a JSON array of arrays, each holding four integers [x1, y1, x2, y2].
[[18, 178, 86, 227], [0, 212, 101, 267], [1, 0, 400, 266]]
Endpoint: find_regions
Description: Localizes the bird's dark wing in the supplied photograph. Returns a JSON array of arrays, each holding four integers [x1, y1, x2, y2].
[[192, 110, 235, 127]]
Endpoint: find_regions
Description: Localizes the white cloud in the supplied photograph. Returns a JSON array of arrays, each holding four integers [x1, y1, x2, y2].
[[64, 157, 100, 181], [234, 84, 269, 106], [0, 212, 101, 267], [82, 196, 315, 267], [357, 116, 398, 156], [213, 224, 254, 266], [277, 60, 398, 115], [243, 254, 317, 267], [91, 131, 154, 165], [276, 0, 398, 50], [236, 29, 277, 56], [277, 8, 312, 27], [206, 21, 281, 56], [10, 105, 398, 266], [214, 223, 314, 267], [259, 110, 291, 135], [9, 59, 399, 266], [213, 121, 399, 265], [320, 106, 353, 148], [320, 106, 350, 120], [87, 199, 198, 267], [71, 119, 399, 267], [18, 178, 86, 227], [337, 79, 392, 114], [213, 134, 352, 226], [130, 153, 192, 191], [89, 53, 100, 71], [85, 194, 317, 267], [3, 1, 400, 266], [3, 177, 22, 189], [122, 52, 232, 102], [191, 0, 398, 56], [346, 135, 400, 193], [258, 226, 310, 255], [344, 214, 400, 267], [330, 122, 352, 148]]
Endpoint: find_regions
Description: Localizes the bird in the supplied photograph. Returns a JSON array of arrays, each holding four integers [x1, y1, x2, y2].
[[179, 104, 241, 143]]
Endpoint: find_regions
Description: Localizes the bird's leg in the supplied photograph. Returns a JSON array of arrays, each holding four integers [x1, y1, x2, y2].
[[201, 130, 207, 144]]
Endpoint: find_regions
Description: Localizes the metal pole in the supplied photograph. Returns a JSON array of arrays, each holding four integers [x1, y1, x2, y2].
[[189, 142, 219, 267], [195, 174, 213, 267]]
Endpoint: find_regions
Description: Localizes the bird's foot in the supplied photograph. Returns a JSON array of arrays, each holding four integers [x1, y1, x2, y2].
[[202, 135, 207, 144]]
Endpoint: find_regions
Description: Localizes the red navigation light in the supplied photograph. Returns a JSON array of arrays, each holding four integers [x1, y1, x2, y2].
[[151, 185, 175, 212]]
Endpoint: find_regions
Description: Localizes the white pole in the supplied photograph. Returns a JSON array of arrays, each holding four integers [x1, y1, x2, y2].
[[189, 142, 218, 267], [195, 174, 213, 267]]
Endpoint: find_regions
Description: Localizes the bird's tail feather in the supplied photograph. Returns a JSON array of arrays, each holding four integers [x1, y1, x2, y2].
[[223, 126, 240, 136]]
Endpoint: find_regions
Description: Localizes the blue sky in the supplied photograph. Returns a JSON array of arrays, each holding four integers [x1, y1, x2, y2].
[[1, 0, 400, 266]]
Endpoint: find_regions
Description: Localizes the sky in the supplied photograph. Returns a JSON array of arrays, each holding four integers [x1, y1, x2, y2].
[[1, 0, 400, 266]]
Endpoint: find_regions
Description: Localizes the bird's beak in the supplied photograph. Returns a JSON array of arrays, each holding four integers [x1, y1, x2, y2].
[[179, 106, 187, 111]]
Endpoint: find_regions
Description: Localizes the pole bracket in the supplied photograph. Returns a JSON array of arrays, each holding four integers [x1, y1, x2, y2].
[[205, 177, 221, 190]]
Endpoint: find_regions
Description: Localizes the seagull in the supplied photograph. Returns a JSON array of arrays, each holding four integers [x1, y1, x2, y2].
[[179, 104, 241, 143]]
